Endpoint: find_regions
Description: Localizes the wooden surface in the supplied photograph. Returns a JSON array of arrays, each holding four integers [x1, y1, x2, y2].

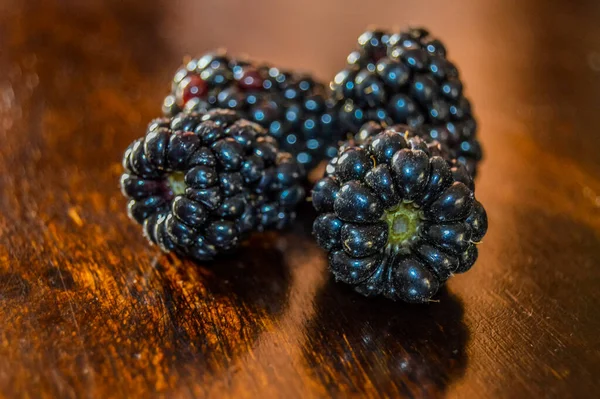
[[1, 0, 599, 397]]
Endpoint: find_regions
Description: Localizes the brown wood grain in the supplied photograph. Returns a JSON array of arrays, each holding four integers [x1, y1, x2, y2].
[[0, 0, 599, 397]]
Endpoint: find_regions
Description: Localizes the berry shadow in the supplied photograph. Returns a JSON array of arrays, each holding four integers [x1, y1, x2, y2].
[[292, 199, 320, 236], [193, 233, 293, 317], [302, 281, 469, 397], [133, 233, 292, 374]]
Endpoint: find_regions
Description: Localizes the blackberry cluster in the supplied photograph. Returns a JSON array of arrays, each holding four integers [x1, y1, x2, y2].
[[121, 109, 305, 261], [162, 50, 340, 171], [330, 27, 482, 175], [312, 123, 487, 303]]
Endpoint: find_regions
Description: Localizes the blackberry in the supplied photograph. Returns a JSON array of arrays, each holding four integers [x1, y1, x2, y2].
[[162, 50, 341, 171], [121, 109, 305, 261], [312, 123, 487, 303], [331, 27, 482, 176]]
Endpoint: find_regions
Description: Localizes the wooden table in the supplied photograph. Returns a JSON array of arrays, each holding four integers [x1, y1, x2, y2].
[[1, 0, 599, 397]]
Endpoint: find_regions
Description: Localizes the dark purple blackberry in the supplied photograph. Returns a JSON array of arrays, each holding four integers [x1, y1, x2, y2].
[[331, 27, 482, 176], [121, 109, 305, 261], [162, 50, 341, 171], [312, 123, 487, 303]]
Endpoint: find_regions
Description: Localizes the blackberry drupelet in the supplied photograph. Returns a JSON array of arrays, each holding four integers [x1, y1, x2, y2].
[[162, 50, 340, 171], [121, 109, 305, 261], [331, 27, 482, 176], [312, 123, 487, 303]]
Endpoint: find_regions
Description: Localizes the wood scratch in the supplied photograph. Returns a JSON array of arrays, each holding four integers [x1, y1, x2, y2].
[[68, 207, 84, 227]]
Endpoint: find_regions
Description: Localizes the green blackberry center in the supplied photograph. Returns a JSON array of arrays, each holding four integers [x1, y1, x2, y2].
[[383, 202, 422, 249], [167, 172, 186, 196]]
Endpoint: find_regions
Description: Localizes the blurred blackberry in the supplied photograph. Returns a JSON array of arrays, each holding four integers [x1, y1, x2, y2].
[[312, 123, 487, 303], [162, 50, 341, 171], [331, 27, 482, 176], [121, 109, 305, 261]]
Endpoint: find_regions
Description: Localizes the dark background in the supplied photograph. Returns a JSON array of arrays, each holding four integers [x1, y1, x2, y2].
[[0, 0, 599, 397]]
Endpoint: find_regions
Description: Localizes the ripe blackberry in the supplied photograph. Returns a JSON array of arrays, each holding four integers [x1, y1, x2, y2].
[[162, 50, 340, 171], [331, 27, 482, 176], [121, 109, 305, 261], [312, 123, 487, 303]]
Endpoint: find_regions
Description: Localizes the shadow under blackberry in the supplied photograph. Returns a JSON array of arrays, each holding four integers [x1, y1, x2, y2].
[[126, 233, 292, 374], [302, 282, 469, 397]]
